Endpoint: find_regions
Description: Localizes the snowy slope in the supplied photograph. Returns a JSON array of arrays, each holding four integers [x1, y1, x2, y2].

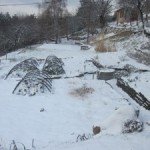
[[0, 41, 150, 150]]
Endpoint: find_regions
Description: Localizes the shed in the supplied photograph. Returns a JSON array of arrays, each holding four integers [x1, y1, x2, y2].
[[116, 8, 126, 24], [116, 7, 138, 25]]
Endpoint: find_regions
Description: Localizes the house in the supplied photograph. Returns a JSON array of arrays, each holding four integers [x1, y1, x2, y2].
[[116, 7, 138, 25], [116, 8, 126, 24]]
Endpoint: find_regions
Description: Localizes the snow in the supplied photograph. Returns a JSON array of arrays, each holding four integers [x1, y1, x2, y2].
[[100, 105, 137, 135], [0, 37, 150, 150], [110, 0, 119, 15]]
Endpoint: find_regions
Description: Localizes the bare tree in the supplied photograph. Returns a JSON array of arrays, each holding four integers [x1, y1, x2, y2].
[[144, 0, 150, 22], [96, 0, 112, 28], [42, 0, 67, 44], [0, 13, 40, 56], [119, 0, 146, 29], [77, 0, 112, 43], [77, 0, 96, 43]]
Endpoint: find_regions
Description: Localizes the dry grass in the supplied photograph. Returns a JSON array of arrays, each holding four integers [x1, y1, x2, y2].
[[95, 40, 107, 52], [95, 33, 116, 53], [70, 84, 94, 98], [95, 40, 116, 53]]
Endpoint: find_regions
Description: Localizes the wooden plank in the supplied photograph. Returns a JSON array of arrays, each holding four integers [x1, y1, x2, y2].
[[117, 78, 150, 111]]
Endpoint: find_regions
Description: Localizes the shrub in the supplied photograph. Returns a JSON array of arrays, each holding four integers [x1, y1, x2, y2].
[[95, 40, 107, 52], [122, 119, 143, 133], [95, 34, 116, 53], [70, 84, 94, 98]]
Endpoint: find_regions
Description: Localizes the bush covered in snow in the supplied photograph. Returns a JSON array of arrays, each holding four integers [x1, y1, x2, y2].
[[122, 119, 143, 133]]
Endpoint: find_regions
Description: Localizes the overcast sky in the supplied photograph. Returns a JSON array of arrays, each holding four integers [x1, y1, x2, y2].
[[0, 0, 80, 15]]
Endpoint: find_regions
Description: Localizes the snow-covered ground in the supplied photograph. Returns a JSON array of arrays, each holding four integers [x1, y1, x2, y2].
[[0, 40, 150, 150]]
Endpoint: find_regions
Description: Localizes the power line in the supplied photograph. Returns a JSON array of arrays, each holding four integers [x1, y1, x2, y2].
[[0, 2, 50, 7], [0, 3, 39, 6]]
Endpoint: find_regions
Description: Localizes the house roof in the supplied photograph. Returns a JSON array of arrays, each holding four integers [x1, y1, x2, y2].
[[115, 7, 125, 12], [110, 0, 120, 16]]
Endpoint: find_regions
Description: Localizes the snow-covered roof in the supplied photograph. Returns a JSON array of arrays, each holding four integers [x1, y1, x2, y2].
[[110, 0, 120, 15]]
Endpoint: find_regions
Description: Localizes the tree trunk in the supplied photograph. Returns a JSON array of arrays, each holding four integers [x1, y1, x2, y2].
[[4, 45, 7, 60], [87, 26, 90, 43], [87, 8, 91, 44], [137, 0, 145, 30], [54, 10, 59, 44]]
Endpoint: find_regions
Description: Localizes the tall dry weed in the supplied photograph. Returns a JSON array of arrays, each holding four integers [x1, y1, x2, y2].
[[95, 33, 116, 53]]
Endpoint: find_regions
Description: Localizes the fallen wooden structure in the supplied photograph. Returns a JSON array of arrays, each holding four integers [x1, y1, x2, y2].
[[117, 78, 150, 111], [86, 59, 104, 69]]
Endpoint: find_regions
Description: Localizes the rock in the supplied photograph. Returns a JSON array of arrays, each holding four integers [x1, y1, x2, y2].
[[93, 126, 101, 135], [40, 108, 45, 112]]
